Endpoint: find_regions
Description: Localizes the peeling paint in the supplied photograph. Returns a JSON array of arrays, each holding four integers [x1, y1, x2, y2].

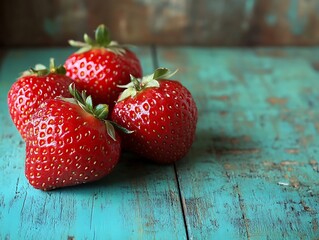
[[289, 176, 300, 188], [215, 148, 260, 155], [267, 97, 288, 105], [210, 95, 229, 101], [2, 46, 319, 240], [280, 161, 299, 166], [284, 149, 299, 154]]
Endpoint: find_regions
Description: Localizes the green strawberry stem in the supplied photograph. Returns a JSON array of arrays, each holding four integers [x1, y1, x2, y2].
[[68, 83, 109, 120], [65, 83, 133, 141], [23, 58, 66, 77], [49, 58, 66, 75], [117, 68, 178, 102], [131, 75, 144, 91], [68, 24, 126, 55]]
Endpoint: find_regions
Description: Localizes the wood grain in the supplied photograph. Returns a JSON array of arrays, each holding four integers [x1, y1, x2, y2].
[[157, 47, 319, 239], [1, 46, 319, 239]]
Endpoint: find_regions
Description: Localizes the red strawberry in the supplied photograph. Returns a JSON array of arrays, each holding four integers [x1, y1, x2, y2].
[[111, 68, 198, 163], [64, 24, 142, 110], [7, 59, 73, 140], [25, 84, 122, 190]]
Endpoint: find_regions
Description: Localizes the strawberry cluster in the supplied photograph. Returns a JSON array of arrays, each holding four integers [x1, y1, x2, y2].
[[7, 24, 198, 190]]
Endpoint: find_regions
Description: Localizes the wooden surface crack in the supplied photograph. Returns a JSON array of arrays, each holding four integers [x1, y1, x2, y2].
[[174, 164, 190, 240], [15, 177, 20, 195], [152, 45, 189, 239], [234, 184, 251, 240], [90, 196, 95, 230], [2, 47, 319, 239]]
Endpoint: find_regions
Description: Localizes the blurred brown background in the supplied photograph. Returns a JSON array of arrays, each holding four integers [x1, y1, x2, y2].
[[1, 0, 319, 47]]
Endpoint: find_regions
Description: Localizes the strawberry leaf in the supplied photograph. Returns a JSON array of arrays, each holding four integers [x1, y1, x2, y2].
[[69, 84, 80, 101], [84, 33, 94, 45], [76, 46, 93, 54], [55, 65, 67, 75], [68, 40, 88, 48], [69, 83, 109, 119], [81, 90, 87, 102], [117, 87, 137, 102], [30, 68, 48, 76], [105, 121, 116, 141], [22, 59, 67, 77], [34, 64, 47, 71], [109, 120, 134, 134], [117, 82, 134, 89], [94, 104, 109, 119], [153, 68, 169, 79], [153, 68, 178, 80], [116, 68, 176, 102], [95, 24, 111, 46], [78, 102, 89, 113], [49, 58, 66, 75], [85, 96, 94, 112], [58, 96, 78, 105], [107, 41, 126, 55], [68, 24, 126, 54], [140, 73, 153, 86], [145, 79, 160, 88], [64, 83, 132, 141]]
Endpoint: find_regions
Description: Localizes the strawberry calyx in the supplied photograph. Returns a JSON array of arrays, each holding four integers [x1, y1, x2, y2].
[[117, 68, 178, 102], [22, 58, 66, 77], [69, 24, 127, 55], [62, 83, 133, 141]]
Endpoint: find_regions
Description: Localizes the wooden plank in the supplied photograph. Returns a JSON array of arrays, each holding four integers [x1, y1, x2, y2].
[[157, 47, 319, 239], [0, 47, 187, 239]]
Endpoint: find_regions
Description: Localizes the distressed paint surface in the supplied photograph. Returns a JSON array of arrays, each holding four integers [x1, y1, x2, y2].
[[2, 0, 319, 46], [0, 47, 186, 239], [1, 46, 319, 239], [157, 47, 319, 239]]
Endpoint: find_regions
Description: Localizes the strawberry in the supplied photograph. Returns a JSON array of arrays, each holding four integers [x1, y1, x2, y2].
[[64, 24, 142, 110], [7, 59, 73, 140], [25, 84, 123, 190], [111, 68, 198, 164]]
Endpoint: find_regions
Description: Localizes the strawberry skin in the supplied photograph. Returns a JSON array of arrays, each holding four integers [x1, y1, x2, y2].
[[65, 48, 142, 107], [25, 98, 121, 190], [64, 24, 142, 109], [111, 78, 198, 164], [7, 64, 73, 140]]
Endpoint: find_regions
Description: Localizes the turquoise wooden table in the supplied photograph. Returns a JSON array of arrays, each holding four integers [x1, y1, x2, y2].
[[1, 46, 319, 239]]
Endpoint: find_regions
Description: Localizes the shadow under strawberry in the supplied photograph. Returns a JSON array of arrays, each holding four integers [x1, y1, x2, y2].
[[55, 153, 175, 194], [174, 128, 262, 169]]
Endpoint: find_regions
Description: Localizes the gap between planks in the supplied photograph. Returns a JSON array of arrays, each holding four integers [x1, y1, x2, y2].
[[150, 46, 252, 240], [151, 45, 190, 240]]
